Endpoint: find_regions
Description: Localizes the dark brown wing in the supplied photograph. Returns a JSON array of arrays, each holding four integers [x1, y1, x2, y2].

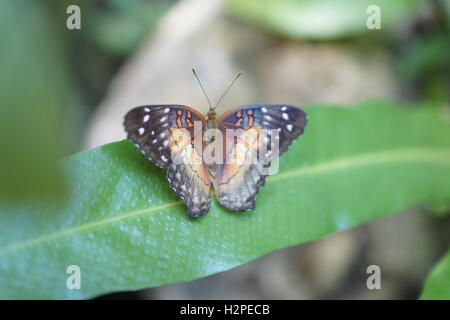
[[212, 104, 308, 211], [124, 105, 211, 218]]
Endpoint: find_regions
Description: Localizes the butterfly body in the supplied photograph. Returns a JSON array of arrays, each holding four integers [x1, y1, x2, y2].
[[124, 104, 307, 218]]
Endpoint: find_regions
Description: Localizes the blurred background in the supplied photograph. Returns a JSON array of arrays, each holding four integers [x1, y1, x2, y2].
[[1, 0, 449, 299]]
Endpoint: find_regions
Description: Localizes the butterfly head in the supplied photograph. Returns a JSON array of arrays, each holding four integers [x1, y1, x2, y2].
[[206, 108, 216, 119], [192, 68, 243, 120]]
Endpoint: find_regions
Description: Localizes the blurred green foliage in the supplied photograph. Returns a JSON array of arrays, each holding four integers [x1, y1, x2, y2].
[[396, 0, 450, 102], [0, 1, 72, 198], [226, 0, 420, 40], [88, 0, 178, 56], [421, 248, 450, 299], [227, 0, 449, 102], [56, 0, 178, 107], [0, 0, 179, 199]]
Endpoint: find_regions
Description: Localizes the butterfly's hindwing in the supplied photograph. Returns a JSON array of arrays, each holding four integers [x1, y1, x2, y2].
[[124, 105, 211, 217], [167, 160, 211, 218], [210, 128, 267, 211], [212, 105, 308, 211]]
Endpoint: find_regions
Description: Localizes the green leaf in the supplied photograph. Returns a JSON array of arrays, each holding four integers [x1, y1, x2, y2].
[[420, 248, 450, 299], [1, 102, 450, 299], [0, 1, 72, 198], [226, 0, 420, 40]]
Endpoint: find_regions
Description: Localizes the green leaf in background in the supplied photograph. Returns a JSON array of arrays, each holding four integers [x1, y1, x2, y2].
[[0, 1, 72, 198], [1, 102, 450, 299], [226, 0, 421, 40], [399, 32, 450, 103], [420, 248, 450, 299], [88, 0, 179, 56]]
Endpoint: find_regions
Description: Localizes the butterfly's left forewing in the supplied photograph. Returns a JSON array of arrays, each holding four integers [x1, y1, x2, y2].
[[124, 105, 211, 218], [212, 105, 308, 211]]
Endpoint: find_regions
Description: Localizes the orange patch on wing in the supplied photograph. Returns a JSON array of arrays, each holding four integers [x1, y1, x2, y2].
[[176, 110, 183, 127], [181, 111, 193, 127], [176, 117, 183, 128], [248, 115, 254, 127]]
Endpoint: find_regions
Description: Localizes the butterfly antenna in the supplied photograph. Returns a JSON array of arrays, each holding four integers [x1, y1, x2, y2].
[[214, 71, 243, 111], [192, 68, 213, 110]]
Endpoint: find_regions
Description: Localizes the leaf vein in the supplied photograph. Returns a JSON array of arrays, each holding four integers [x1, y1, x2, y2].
[[1, 147, 449, 256]]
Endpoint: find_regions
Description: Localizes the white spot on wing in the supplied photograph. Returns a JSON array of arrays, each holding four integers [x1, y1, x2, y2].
[[261, 107, 267, 113], [160, 116, 167, 123], [281, 106, 288, 111], [144, 107, 150, 112], [282, 113, 289, 120], [143, 115, 150, 123], [138, 128, 145, 135], [164, 108, 170, 114], [286, 124, 293, 131]]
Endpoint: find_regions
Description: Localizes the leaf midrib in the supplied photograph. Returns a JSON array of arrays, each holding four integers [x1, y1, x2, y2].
[[1, 147, 449, 257]]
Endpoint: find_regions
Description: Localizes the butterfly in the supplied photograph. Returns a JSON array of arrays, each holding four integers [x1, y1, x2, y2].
[[124, 70, 308, 218]]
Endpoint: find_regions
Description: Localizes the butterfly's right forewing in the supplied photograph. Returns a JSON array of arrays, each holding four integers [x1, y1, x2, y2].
[[212, 105, 308, 211], [124, 105, 211, 218]]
